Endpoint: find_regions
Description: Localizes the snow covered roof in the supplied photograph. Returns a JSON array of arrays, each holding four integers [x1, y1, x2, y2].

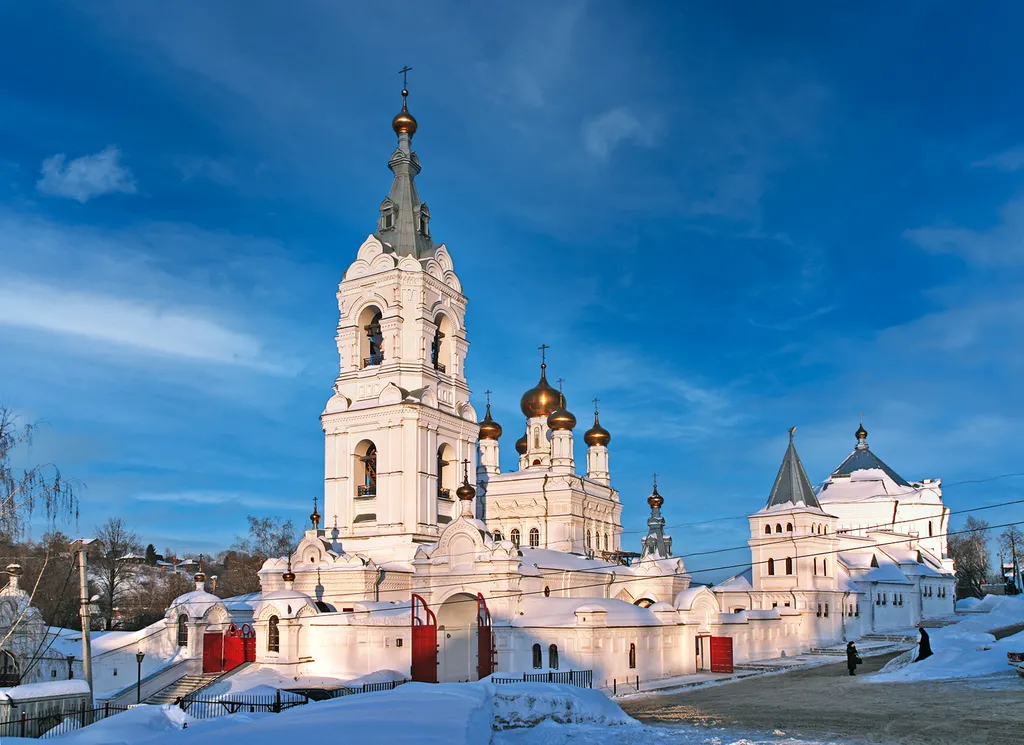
[[513, 596, 661, 627], [831, 438, 910, 487], [168, 590, 224, 619], [253, 589, 318, 619], [713, 568, 753, 592], [0, 680, 90, 702], [517, 547, 617, 573], [763, 433, 822, 511]]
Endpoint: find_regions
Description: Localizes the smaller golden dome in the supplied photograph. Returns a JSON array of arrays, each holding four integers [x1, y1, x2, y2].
[[855, 423, 867, 441], [456, 481, 476, 501], [282, 570, 296, 583], [520, 364, 561, 418], [515, 434, 528, 455], [392, 91, 418, 135], [584, 411, 611, 447], [547, 395, 576, 430], [479, 404, 502, 440], [647, 484, 664, 510]]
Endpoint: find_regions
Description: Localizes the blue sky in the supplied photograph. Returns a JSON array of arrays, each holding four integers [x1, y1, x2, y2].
[[1, 1, 1022, 580]]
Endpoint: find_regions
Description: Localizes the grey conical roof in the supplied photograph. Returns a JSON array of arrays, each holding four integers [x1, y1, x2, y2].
[[831, 426, 910, 487], [765, 433, 822, 510]]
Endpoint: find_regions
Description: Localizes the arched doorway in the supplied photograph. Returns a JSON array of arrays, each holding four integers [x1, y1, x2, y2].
[[436, 593, 480, 683]]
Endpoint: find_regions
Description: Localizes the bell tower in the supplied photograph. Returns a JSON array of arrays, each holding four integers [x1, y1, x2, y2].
[[320, 82, 479, 552]]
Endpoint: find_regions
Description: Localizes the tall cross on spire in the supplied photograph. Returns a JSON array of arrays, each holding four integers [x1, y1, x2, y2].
[[485, 389, 492, 405], [556, 377, 565, 392], [652, 472, 658, 488], [592, 397, 600, 413], [538, 343, 549, 366], [398, 65, 413, 89]]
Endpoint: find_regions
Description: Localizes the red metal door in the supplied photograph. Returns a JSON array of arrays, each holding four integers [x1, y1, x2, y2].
[[223, 625, 243, 671], [202, 633, 223, 674], [411, 593, 438, 683], [242, 623, 256, 663], [476, 593, 493, 680], [710, 636, 733, 673]]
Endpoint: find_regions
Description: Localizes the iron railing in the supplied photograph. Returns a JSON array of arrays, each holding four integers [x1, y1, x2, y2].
[[434, 362, 446, 373], [492, 670, 593, 689], [437, 488, 452, 500], [356, 485, 377, 497], [0, 702, 130, 739], [180, 691, 306, 719], [363, 353, 384, 368]]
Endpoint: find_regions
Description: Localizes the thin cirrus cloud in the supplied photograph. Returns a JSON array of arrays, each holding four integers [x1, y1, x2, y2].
[[134, 490, 283, 511], [582, 107, 655, 160], [904, 197, 1024, 266], [0, 278, 287, 372], [971, 146, 1024, 172], [36, 146, 136, 203]]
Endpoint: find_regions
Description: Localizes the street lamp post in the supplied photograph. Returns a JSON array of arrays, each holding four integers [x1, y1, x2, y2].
[[65, 655, 75, 680], [135, 651, 145, 704]]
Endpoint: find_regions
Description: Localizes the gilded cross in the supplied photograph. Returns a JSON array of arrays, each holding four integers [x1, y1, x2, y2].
[[398, 65, 413, 87], [485, 389, 492, 405], [538, 344, 549, 365], [556, 377, 565, 392], [592, 397, 600, 413], [652, 473, 658, 488]]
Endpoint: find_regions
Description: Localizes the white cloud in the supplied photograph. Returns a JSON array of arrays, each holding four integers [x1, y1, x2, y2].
[[904, 197, 1024, 266], [36, 146, 136, 203], [972, 146, 1024, 172], [135, 490, 281, 509], [0, 278, 283, 370], [582, 107, 654, 160]]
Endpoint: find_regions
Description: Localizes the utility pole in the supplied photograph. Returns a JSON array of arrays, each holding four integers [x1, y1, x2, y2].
[[73, 539, 94, 699], [1012, 531, 1022, 595]]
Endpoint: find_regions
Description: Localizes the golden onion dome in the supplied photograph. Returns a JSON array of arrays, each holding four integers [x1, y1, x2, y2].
[[584, 411, 611, 447], [478, 403, 502, 440], [392, 90, 418, 136], [515, 434, 528, 454], [547, 394, 576, 430], [456, 481, 476, 501], [282, 570, 296, 583], [520, 364, 561, 418], [855, 423, 868, 441], [647, 484, 664, 509]]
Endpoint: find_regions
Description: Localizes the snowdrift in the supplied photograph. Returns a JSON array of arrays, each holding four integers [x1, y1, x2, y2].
[[492, 683, 635, 730]]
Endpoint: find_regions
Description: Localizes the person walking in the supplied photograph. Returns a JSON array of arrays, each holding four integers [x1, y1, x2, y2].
[[846, 641, 862, 676], [915, 627, 933, 662]]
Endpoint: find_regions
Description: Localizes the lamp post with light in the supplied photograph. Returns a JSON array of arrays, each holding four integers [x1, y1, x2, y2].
[[135, 651, 145, 704], [65, 655, 74, 680]]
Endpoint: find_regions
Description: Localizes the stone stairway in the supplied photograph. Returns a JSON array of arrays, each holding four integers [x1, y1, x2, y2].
[[861, 632, 918, 643], [146, 673, 220, 704]]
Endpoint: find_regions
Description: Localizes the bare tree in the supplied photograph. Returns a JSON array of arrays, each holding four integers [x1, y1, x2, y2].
[[93, 518, 141, 630], [998, 526, 1024, 594], [0, 408, 79, 666], [232, 515, 296, 561], [948, 516, 991, 599]]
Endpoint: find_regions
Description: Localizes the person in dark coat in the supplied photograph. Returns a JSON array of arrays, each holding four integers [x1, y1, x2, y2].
[[915, 627, 933, 662], [847, 641, 862, 676]]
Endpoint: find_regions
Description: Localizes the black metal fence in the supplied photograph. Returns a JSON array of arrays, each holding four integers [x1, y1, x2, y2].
[[0, 702, 130, 739], [492, 670, 593, 689], [179, 690, 307, 719]]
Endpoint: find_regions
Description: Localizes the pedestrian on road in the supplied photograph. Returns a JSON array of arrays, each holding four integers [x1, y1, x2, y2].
[[915, 627, 933, 662], [846, 641, 862, 676]]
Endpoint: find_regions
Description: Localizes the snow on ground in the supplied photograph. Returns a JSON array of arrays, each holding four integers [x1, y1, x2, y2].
[[26, 682, 835, 745], [200, 667, 349, 697], [872, 595, 1024, 683]]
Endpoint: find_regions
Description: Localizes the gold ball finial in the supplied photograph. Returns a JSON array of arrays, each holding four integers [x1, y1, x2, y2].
[[393, 68, 417, 136]]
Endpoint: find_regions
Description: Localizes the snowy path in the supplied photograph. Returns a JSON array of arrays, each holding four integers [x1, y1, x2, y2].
[[621, 652, 1022, 745]]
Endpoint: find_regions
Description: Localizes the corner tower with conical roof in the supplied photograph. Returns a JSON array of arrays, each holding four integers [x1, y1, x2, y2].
[[320, 84, 478, 552]]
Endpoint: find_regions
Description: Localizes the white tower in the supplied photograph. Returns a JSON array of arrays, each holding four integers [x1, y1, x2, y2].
[[320, 86, 478, 552]]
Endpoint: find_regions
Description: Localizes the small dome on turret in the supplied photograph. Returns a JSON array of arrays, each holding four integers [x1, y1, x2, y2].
[[282, 569, 296, 583], [547, 394, 576, 430], [520, 364, 561, 418], [194, 570, 207, 583], [584, 410, 611, 447], [856, 423, 868, 441], [479, 404, 502, 440], [647, 483, 664, 510], [392, 90, 418, 135], [515, 434, 528, 455], [456, 481, 476, 501]]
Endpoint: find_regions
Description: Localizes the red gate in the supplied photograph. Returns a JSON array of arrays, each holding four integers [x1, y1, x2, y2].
[[223, 624, 256, 671], [710, 636, 734, 673], [202, 633, 223, 674], [476, 593, 494, 680], [411, 594, 437, 683]]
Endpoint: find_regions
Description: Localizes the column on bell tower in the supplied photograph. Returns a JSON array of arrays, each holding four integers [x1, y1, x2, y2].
[[548, 392, 576, 474], [477, 395, 502, 478]]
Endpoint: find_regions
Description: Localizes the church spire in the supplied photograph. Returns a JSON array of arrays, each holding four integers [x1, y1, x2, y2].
[[764, 428, 822, 510], [640, 475, 672, 559], [377, 67, 434, 259]]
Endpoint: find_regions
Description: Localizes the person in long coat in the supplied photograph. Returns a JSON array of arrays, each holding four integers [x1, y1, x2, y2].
[[846, 641, 862, 676], [915, 627, 933, 662]]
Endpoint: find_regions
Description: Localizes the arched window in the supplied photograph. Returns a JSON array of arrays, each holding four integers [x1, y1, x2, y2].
[[628, 643, 636, 669], [824, 526, 828, 534], [493, 531, 503, 542], [510, 529, 520, 547], [533, 428, 541, 448], [816, 604, 822, 617], [785, 557, 793, 575], [268, 616, 280, 653], [529, 528, 540, 547], [775, 523, 782, 534], [824, 603, 829, 617], [813, 557, 818, 575], [357, 442, 377, 497], [822, 559, 827, 576], [548, 644, 559, 670], [586, 530, 592, 550], [0, 651, 19, 687], [177, 614, 188, 647], [764, 525, 771, 535], [436, 446, 450, 499], [767, 558, 775, 576], [786, 523, 793, 532], [928, 521, 933, 537], [544, 586, 550, 597], [362, 308, 384, 367], [532, 643, 542, 669]]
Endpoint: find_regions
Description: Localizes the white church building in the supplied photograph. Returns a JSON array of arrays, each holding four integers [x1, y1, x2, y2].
[[90, 88, 959, 698]]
